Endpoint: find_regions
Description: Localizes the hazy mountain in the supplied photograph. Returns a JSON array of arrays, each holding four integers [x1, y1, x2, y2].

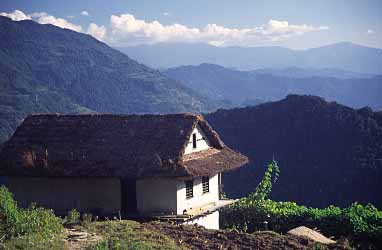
[[206, 95, 382, 208], [0, 16, 219, 142], [118, 42, 382, 75], [252, 67, 374, 79], [164, 63, 382, 109]]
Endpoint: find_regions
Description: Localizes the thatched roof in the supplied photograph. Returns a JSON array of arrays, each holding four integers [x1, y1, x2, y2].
[[0, 113, 248, 179]]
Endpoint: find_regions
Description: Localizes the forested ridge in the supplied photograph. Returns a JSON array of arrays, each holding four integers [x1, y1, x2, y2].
[[206, 95, 382, 208], [0, 16, 218, 142]]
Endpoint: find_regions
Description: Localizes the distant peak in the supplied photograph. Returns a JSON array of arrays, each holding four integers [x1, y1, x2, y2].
[[285, 94, 327, 104], [198, 63, 225, 68]]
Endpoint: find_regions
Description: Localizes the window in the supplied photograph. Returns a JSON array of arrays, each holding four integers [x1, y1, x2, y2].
[[192, 133, 197, 148], [202, 176, 209, 194], [185, 180, 193, 199]]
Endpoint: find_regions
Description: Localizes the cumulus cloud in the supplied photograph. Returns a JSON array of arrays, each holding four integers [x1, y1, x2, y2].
[[1, 10, 82, 32], [367, 29, 374, 35], [81, 11, 90, 16], [1, 10, 330, 48], [109, 14, 329, 47], [1, 10, 89, 34], [87, 23, 107, 41], [31, 12, 82, 32], [0, 9, 31, 21]]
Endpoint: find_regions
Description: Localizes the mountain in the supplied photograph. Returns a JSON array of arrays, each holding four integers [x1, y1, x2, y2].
[[206, 95, 382, 208], [0, 16, 219, 143], [118, 42, 382, 75], [252, 67, 373, 79], [163, 63, 382, 110]]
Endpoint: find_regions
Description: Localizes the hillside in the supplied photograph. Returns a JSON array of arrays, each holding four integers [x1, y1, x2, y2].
[[118, 42, 382, 74], [206, 95, 382, 208], [0, 16, 218, 142], [164, 63, 382, 109]]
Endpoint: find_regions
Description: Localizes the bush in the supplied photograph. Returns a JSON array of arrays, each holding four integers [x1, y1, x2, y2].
[[81, 213, 93, 227], [0, 186, 63, 239], [0, 186, 19, 237], [220, 161, 382, 248], [66, 208, 80, 225]]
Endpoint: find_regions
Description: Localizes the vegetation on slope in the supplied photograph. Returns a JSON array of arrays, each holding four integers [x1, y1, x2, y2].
[[86, 221, 186, 250], [221, 161, 382, 249], [1, 185, 352, 250], [0, 186, 64, 249], [0, 16, 218, 142], [206, 95, 382, 208]]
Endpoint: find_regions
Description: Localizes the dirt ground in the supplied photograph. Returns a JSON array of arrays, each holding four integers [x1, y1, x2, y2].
[[145, 222, 351, 250], [64, 227, 103, 250]]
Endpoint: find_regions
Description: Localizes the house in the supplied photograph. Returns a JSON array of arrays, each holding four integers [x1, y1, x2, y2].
[[0, 113, 248, 229]]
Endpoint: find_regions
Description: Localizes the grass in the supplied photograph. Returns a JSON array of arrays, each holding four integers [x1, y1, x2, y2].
[[1, 220, 189, 250], [84, 220, 189, 250], [0, 233, 67, 250]]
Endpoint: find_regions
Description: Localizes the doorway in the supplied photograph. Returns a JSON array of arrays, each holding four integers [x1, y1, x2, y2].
[[121, 178, 137, 218]]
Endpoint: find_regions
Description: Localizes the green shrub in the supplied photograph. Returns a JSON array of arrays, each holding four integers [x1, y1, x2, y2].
[[0, 186, 20, 237], [220, 162, 382, 248], [0, 186, 63, 239], [66, 208, 80, 225], [81, 213, 93, 227]]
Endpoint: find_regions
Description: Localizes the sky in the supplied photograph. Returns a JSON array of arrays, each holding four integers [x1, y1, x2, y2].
[[0, 0, 381, 49]]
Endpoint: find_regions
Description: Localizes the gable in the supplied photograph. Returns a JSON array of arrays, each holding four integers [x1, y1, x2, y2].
[[184, 125, 211, 155]]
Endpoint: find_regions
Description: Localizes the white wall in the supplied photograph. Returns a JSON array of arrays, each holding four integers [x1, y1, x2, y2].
[[136, 178, 178, 214], [184, 210, 220, 230], [176, 173, 219, 214], [184, 125, 211, 154]]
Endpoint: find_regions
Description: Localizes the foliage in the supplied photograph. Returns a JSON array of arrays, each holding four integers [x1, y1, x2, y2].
[[81, 213, 93, 227], [0, 186, 19, 238], [250, 160, 279, 201], [0, 186, 63, 239], [220, 162, 382, 248], [66, 209, 80, 225], [0, 233, 66, 250]]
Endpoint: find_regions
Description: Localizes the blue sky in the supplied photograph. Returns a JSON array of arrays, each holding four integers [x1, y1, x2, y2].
[[1, 0, 381, 49]]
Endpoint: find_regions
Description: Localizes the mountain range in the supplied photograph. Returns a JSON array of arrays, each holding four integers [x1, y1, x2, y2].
[[118, 42, 382, 75], [0, 16, 218, 142], [164, 63, 382, 109], [206, 95, 382, 208], [0, 16, 382, 209], [251, 67, 374, 79]]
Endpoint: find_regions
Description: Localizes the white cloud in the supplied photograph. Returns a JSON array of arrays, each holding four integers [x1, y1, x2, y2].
[[1, 10, 330, 48], [31, 12, 82, 32], [87, 23, 106, 41], [109, 14, 329, 47], [67, 15, 75, 19], [367, 29, 375, 35], [0, 9, 31, 21], [1, 10, 82, 32], [81, 11, 89, 16]]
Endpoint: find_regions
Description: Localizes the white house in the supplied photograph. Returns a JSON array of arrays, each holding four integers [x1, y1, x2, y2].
[[0, 113, 248, 229]]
